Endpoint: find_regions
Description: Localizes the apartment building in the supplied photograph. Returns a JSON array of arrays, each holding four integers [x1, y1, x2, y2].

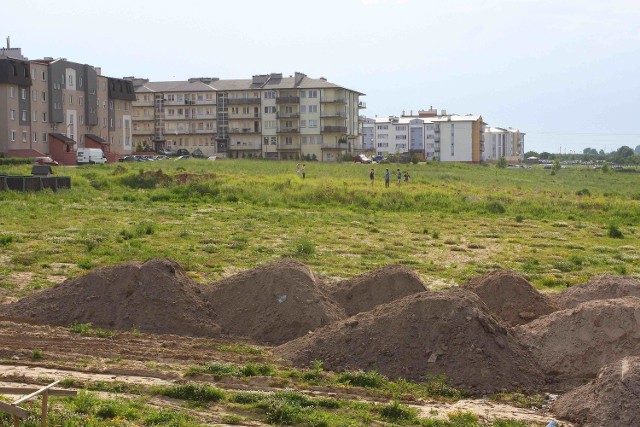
[[484, 127, 525, 162], [131, 72, 365, 161], [361, 109, 486, 163], [0, 46, 135, 163]]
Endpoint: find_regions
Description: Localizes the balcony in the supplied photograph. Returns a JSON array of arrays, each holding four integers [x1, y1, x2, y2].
[[229, 141, 261, 151], [277, 127, 299, 134], [133, 129, 154, 135], [277, 141, 301, 150], [321, 140, 348, 150], [321, 98, 346, 104], [320, 112, 347, 118], [358, 101, 366, 109], [227, 97, 261, 105], [276, 112, 300, 119], [322, 126, 347, 133], [229, 128, 260, 134], [229, 113, 261, 120], [276, 96, 300, 104]]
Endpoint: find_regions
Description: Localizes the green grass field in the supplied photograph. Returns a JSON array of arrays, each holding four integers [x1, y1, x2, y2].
[[1, 159, 639, 295]]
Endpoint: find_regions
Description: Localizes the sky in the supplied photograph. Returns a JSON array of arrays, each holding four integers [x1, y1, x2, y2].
[[3, 0, 640, 153]]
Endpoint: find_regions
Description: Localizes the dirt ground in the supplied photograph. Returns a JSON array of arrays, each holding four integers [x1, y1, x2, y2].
[[0, 318, 570, 426], [3, 259, 638, 425]]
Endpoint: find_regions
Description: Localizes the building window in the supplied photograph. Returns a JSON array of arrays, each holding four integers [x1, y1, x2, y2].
[[9, 87, 15, 98], [11, 130, 16, 141], [69, 95, 73, 105], [309, 120, 317, 128], [21, 110, 27, 121], [33, 132, 38, 142], [264, 91, 275, 99], [377, 125, 388, 130], [41, 71, 46, 81], [300, 120, 306, 128], [285, 137, 292, 145], [271, 136, 277, 145], [308, 90, 318, 98], [300, 105, 306, 113], [31, 89, 37, 101], [109, 100, 113, 110], [79, 96, 84, 106], [264, 106, 276, 114], [21, 88, 27, 100], [309, 105, 317, 113], [31, 68, 36, 79], [22, 131, 28, 142], [9, 110, 15, 120], [42, 132, 47, 142], [42, 112, 47, 122], [396, 126, 407, 131], [396, 135, 407, 140], [378, 134, 388, 139], [32, 111, 37, 122]]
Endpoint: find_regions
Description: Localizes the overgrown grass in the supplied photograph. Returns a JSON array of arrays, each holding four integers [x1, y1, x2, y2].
[[1, 159, 639, 293], [69, 322, 115, 338]]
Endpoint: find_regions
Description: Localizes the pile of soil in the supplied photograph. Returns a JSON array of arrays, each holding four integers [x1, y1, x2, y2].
[[552, 356, 640, 427], [326, 265, 427, 316], [276, 289, 544, 394], [202, 259, 345, 345], [555, 275, 640, 309], [516, 297, 640, 386], [464, 269, 557, 326], [0, 258, 221, 337]]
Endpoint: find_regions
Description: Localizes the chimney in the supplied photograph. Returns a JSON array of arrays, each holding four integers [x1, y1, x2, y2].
[[6, 36, 9, 49]]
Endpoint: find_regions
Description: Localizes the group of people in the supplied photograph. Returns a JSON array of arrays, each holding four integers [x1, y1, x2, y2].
[[369, 168, 410, 187], [295, 163, 306, 179]]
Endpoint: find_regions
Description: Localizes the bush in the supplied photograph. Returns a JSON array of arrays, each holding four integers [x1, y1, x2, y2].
[[608, 224, 624, 239], [337, 370, 388, 388], [486, 200, 506, 214], [496, 157, 508, 169], [575, 188, 591, 196], [154, 383, 225, 404], [380, 400, 417, 422], [293, 237, 315, 257]]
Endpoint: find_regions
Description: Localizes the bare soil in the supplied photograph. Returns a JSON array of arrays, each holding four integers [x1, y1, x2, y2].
[[554, 274, 640, 309], [325, 264, 427, 316], [1, 258, 639, 424], [276, 289, 545, 394], [515, 296, 640, 390], [552, 356, 640, 427], [464, 269, 557, 326]]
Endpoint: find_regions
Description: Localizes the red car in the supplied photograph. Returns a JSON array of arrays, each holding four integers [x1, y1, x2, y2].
[[33, 157, 59, 166], [353, 154, 372, 164]]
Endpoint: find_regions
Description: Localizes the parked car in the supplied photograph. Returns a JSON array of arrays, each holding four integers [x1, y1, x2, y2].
[[175, 155, 191, 160], [191, 148, 205, 158], [207, 155, 218, 161], [33, 156, 59, 166], [175, 148, 190, 156], [353, 154, 372, 164], [118, 155, 137, 162], [372, 155, 389, 163]]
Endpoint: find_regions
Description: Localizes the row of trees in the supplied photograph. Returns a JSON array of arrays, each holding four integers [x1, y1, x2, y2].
[[524, 145, 640, 165]]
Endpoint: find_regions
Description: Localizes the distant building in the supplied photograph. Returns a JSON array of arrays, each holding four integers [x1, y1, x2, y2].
[[483, 127, 525, 163], [130, 73, 365, 161], [362, 107, 524, 163], [0, 45, 135, 163]]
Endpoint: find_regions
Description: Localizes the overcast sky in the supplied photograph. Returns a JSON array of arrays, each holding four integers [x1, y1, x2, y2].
[[4, 0, 639, 153]]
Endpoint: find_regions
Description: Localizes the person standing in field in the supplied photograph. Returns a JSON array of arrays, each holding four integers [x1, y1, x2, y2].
[[301, 164, 306, 179], [384, 168, 390, 188], [397, 168, 402, 185], [404, 171, 410, 183], [296, 163, 301, 175], [369, 168, 375, 186]]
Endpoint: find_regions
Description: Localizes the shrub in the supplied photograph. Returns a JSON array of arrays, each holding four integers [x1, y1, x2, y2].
[[608, 224, 624, 239], [380, 400, 417, 423], [575, 188, 591, 196], [486, 200, 506, 214], [154, 383, 225, 404], [0, 235, 14, 246], [337, 370, 388, 388], [496, 157, 508, 169], [293, 237, 315, 257], [31, 349, 43, 360]]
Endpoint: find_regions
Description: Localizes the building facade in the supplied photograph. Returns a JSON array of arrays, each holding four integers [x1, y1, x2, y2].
[[362, 108, 524, 163], [131, 72, 365, 161], [0, 47, 135, 163]]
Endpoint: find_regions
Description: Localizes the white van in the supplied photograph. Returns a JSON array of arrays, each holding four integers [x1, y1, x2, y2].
[[77, 148, 107, 165]]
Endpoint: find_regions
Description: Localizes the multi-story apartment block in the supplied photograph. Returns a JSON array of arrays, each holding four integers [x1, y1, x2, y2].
[[361, 109, 487, 163], [484, 127, 525, 163], [0, 46, 135, 164], [130, 72, 365, 161]]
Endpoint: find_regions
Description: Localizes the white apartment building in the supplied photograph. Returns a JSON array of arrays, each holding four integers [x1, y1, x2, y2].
[[484, 127, 525, 162]]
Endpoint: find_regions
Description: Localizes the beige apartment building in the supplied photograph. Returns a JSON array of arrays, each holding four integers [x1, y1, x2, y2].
[[1, 46, 135, 164], [130, 72, 365, 160]]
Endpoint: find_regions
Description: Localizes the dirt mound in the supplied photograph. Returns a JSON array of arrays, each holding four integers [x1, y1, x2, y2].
[[463, 269, 557, 326], [202, 259, 345, 345], [276, 289, 544, 394], [552, 356, 640, 427], [555, 274, 640, 309], [327, 265, 427, 316], [516, 297, 640, 387], [0, 258, 221, 337]]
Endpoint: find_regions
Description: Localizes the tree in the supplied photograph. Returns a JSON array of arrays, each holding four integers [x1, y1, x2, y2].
[[539, 152, 552, 160], [551, 159, 561, 175], [583, 147, 598, 155], [617, 146, 635, 158], [635, 145, 640, 154], [524, 151, 539, 159], [496, 156, 508, 169]]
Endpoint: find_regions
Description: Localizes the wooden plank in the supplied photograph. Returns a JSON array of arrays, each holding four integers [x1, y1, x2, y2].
[[41, 391, 48, 427], [13, 380, 60, 405], [0, 401, 28, 419], [0, 387, 77, 397]]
